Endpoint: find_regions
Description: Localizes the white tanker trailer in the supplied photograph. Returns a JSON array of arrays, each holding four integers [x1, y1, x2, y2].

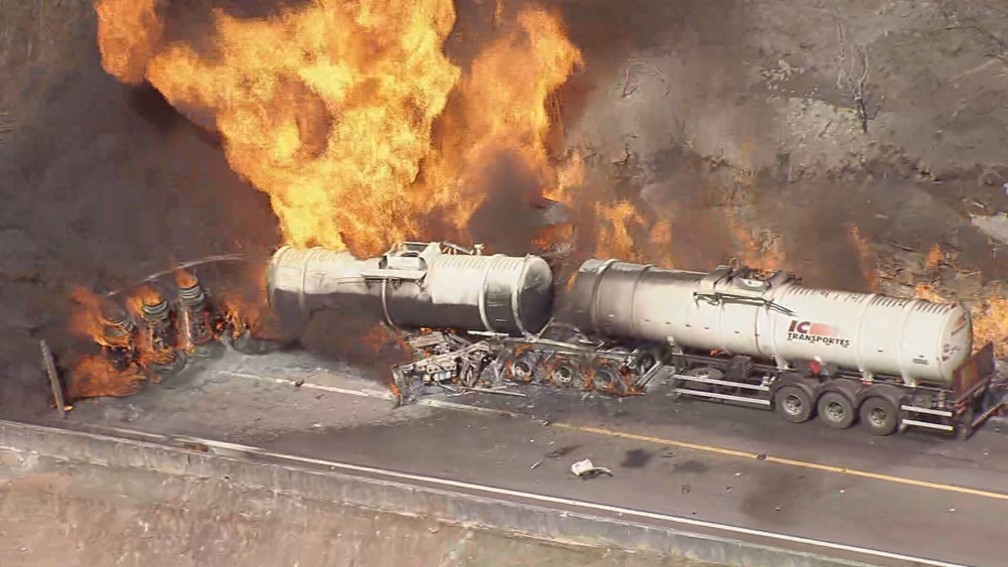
[[266, 242, 1002, 439]]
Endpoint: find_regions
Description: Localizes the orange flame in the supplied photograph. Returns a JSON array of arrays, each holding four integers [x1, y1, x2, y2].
[[592, 200, 645, 262], [925, 244, 944, 270], [972, 298, 1008, 358], [174, 269, 197, 288], [95, 0, 581, 257], [913, 283, 1008, 357], [848, 225, 879, 291], [94, 0, 163, 84], [69, 354, 146, 399], [216, 292, 263, 340], [726, 211, 783, 271], [69, 287, 132, 349], [124, 284, 163, 318]]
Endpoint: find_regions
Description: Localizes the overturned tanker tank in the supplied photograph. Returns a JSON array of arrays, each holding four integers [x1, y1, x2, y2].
[[267, 242, 554, 336]]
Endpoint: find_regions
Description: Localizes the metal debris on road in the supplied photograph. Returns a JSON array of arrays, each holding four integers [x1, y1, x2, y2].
[[530, 461, 542, 470], [571, 458, 613, 479], [40, 340, 67, 417]]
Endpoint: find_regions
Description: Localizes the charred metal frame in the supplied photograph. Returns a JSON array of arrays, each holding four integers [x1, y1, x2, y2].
[[384, 246, 1001, 440]]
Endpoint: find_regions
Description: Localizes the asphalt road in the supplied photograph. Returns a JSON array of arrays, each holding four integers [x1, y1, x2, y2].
[[40, 348, 1008, 567]]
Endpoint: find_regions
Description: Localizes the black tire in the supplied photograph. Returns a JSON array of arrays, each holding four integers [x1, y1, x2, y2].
[[859, 397, 899, 436], [817, 391, 856, 429], [774, 385, 814, 423]]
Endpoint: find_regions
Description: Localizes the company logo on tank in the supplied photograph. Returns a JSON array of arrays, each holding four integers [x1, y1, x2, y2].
[[786, 320, 851, 348]]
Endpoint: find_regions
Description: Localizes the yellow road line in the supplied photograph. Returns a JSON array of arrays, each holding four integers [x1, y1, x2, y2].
[[556, 423, 1008, 502], [221, 369, 1008, 503]]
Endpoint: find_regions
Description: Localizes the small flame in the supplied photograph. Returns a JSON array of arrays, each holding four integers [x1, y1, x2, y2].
[[727, 211, 784, 271], [216, 293, 262, 340], [913, 283, 1008, 357], [593, 200, 645, 262], [848, 225, 879, 291], [925, 244, 944, 270], [912, 283, 946, 303], [125, 284, 163, 318], [972, 298, 1008, 359], [174, 269, 198, 288]]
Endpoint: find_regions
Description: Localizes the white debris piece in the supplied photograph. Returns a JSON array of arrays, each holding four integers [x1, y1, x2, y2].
[[571, 458, 613, 479]]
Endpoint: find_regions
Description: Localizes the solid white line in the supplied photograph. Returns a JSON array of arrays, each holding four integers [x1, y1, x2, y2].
[[73, 422, 964, 567], [215, 369, 525, 416]]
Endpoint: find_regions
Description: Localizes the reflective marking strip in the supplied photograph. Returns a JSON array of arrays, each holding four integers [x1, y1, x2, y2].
[[674, 373, 770, 391], [900, 405, 953, 417], [901, 418, 955, 432], [675, 388, 773, 406]]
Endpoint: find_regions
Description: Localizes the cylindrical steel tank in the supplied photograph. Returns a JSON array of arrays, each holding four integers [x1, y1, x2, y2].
[[267, 243, 554, 335], [564, 259, 973, 388]]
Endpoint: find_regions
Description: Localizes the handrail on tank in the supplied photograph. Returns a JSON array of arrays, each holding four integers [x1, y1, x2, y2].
[[386, 241, 479, 256]]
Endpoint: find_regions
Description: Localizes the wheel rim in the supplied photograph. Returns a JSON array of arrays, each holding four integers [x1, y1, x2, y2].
[[869, 407, 888, 427], [826, 401, 845, 421], [553, 365, 573, 385], [784, 394, 803, 416], [514, 360, 532, 379]]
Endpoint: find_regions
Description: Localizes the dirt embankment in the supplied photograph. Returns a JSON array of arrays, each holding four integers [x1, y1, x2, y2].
[[557, 0, 1008, 291]]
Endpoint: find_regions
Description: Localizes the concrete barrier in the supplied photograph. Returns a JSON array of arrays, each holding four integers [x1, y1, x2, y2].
[[0, 420, 901, 567]]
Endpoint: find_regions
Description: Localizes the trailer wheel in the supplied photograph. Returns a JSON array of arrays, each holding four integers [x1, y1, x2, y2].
[[817, 392, 855, 429], [504, 353, 537, 384], [593, 363, 627, 395], [548, 359, 581, 389], [774, 386, 814, 423], [859, 397, 899, 436]]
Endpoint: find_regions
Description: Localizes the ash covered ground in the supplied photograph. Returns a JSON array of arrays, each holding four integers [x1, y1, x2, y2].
[[2, 0, 1008, 419]]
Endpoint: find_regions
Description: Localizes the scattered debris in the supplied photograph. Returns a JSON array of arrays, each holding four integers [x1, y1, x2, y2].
[[571, 458, 613, 479], [546, 445, 578, 459]]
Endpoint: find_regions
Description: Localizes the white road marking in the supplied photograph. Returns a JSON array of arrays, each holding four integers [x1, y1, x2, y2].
[[59, 421, 965, 567]]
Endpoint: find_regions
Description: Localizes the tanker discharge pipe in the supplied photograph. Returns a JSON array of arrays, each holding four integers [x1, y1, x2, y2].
[[266, 242, 554, 336]]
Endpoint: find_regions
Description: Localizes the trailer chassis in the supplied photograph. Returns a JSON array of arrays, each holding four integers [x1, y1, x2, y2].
[[390, 328, 1003, 439]]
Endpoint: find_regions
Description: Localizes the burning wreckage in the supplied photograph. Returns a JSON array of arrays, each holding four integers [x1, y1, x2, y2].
[[266, 241, 1005, 439], [69, 241, 1005, 439], [68, 262, 269, 399]]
